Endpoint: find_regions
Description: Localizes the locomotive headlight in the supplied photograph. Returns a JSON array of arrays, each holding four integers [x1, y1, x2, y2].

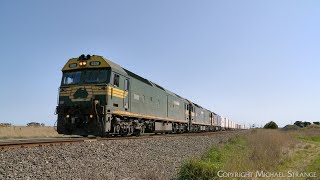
[[89, 114, 93, 118], [79, 61, 87, 66], [94, 100, 99, 105], [66, 115, 70, 118]]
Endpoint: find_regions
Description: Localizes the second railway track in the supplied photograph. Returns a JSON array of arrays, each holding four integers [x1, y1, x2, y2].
[[0, 130, 234, 150]]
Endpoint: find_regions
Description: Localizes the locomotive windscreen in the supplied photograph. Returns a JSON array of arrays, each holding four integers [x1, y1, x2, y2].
[[61, 69, 110, 85]]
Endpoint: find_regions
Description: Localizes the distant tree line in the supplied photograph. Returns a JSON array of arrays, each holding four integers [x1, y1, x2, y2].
[[1, 122, 47, 127], [27, 122, 45, 127], [263, 121, 320, 130], [0, 123, 12, 127], [294, 121, 319, 128]]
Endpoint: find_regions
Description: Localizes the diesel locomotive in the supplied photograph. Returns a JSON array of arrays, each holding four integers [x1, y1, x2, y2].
[[56, 54, 243, 137]]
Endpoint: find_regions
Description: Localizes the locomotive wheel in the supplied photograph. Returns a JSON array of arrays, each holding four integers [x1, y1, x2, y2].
[[133, 129, 141, 137], [120, 128, 128, 137]]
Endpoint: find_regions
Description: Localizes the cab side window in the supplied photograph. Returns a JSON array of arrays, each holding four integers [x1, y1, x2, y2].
[[124, 79, 129, 91], [113, 74, 120, 87]]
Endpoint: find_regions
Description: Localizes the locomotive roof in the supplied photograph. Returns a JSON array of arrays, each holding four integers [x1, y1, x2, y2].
[[62, 55, 186, 100], [63, 54, 220, 116], [62, 55, 128, 74]]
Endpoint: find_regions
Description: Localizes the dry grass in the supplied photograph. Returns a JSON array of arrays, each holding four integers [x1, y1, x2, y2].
[[300, 126, 320, 137], [178, 129, 300, 179], [0, 126, 64, 138], [224, 129, 297, 172], [179, 128, 320, 179]]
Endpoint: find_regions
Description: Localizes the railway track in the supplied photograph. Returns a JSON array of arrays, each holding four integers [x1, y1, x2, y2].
[[0, 131, 234, 150]]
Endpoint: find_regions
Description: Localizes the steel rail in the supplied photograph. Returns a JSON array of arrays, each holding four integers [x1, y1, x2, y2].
[[0, 131, 236, 150]]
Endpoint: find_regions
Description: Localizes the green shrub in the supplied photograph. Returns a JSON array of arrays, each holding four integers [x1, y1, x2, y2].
[[263, 121, 278, 129], [294, 121, 312, 128], [178, 159, 219, 180]]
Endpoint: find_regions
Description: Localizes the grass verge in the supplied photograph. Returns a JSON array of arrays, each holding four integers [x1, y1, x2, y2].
[[178, 129, 313, 179], [295, 130, 320, 176], [178, 135, 248, 179]]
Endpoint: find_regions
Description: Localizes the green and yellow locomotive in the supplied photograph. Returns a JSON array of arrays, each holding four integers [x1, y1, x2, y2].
[[56, 54, 234, 137]]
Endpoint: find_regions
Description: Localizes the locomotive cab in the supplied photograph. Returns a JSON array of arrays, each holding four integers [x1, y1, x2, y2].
[[56, 54, 129, 136]]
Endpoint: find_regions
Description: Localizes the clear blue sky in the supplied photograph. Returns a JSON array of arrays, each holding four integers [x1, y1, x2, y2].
[[0, 1, 319, 127]]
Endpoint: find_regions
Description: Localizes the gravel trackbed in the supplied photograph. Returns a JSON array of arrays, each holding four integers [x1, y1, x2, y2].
[[0, 132, 237, 179]]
